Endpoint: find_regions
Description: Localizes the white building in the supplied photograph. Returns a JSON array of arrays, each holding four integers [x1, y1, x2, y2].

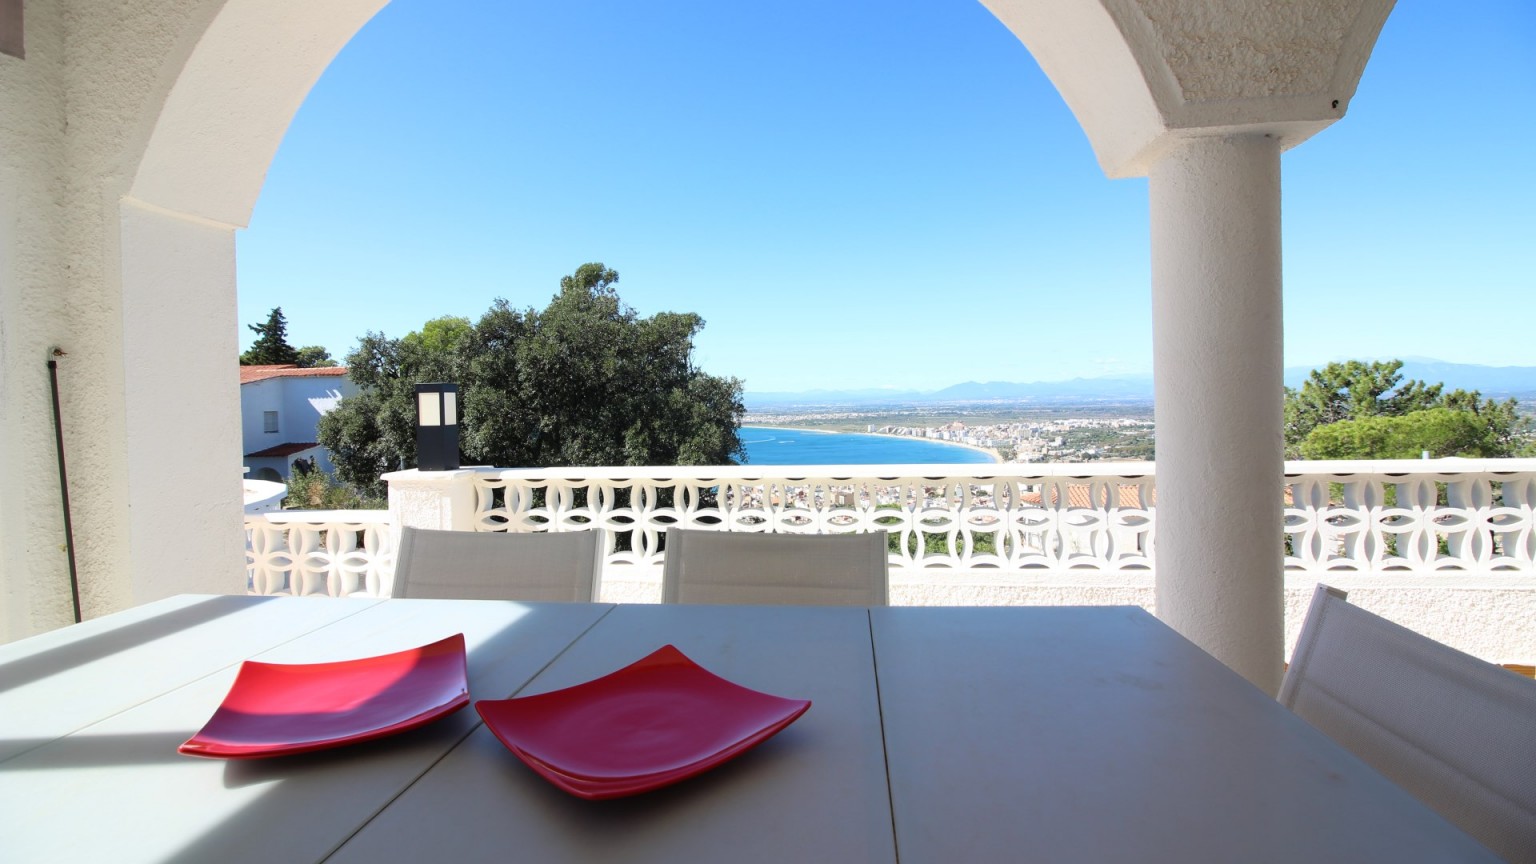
[[239, 365, 355, 482]]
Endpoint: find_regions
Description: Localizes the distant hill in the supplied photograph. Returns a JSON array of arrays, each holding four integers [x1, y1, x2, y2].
[[1283, 359, 1536, 398], [746, 360, 1536, 408], [745, 387, 929, 405], [931, 377, 1155, 401], [745, 376, 1154, 407]]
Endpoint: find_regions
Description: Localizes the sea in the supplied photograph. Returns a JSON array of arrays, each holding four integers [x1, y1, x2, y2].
[[740, 426, 997, 466]]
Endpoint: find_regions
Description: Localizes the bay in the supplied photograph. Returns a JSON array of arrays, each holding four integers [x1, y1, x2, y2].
[[740, 426, 997, 466]]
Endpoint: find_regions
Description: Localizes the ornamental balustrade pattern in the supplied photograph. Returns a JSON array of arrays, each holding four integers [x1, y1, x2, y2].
[[469, 466, 1156, 573], [244, 460, 1536, 597], [246, 510, 395, 597]]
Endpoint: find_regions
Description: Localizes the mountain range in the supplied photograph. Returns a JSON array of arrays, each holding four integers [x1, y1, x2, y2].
[[744, 360, 1536, 408]]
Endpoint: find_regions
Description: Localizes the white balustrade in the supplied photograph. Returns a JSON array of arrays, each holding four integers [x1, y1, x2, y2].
[[245, 510, 395, 597], [1283, 460, 1536, 574], [248, 459, 1536, 595], [471, 460, 1536, 579], [239, 460, 1534, 662], [470, 463, 1159, 576]]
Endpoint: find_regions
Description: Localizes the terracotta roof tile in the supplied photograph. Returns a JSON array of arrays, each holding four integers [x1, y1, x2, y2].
[[1019, 485, 1154, 508], [239, 365, 349, 384]]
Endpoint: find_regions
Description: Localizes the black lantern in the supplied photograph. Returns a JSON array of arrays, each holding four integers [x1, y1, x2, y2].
[[414, 382, 460, 471]]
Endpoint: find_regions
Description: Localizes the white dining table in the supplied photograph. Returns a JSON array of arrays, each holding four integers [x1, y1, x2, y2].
[[0, 595, 1503, 863]]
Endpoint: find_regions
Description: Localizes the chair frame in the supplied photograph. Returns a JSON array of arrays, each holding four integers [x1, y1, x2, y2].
[[390, 526, 602, 602], [1279, 583, 1536, 863], [661, 527, 889, 606]]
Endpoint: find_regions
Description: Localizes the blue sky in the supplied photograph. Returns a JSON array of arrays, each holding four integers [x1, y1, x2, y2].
[[237, 1, 1535, 393]]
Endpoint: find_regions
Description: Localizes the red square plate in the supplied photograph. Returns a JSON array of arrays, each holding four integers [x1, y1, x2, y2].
[[179, 633, 470, 759], [476, 644, 811, 799]]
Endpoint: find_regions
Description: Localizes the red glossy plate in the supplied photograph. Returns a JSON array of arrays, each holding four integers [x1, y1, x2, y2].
[[476, 644, 811, 799], [179, 633, 470, 759]]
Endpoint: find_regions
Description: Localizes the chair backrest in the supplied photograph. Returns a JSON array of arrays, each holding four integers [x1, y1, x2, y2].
[[1279, 584, 1536, 862], [391, 527, 601, 602], [661, 528, 888, 606]]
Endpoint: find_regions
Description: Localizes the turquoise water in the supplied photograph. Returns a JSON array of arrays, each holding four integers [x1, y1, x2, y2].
[[740, 426, 996, 466]]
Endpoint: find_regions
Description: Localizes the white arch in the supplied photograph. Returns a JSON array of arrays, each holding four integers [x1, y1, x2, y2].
[[982, 0, 1393, 176], [128, 0, 389, 226], [93, 0, 1395, 687], [97, 0, 388, 618]]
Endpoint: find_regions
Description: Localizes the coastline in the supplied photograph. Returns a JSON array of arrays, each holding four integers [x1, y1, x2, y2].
[[743, 424, 836, 435], [741, 424, 1002, 464]]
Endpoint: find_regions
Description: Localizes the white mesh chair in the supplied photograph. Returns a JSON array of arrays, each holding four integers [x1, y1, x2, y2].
[[390, 527, 602, 602], [1279, 584, 1536, 863], [661, 528, 889, 606]]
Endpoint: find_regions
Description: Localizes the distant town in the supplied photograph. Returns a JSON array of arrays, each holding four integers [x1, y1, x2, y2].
[[872, 417, 1156, 463], [744, 401, 1158, 463], [743, 359, 1536, 465]]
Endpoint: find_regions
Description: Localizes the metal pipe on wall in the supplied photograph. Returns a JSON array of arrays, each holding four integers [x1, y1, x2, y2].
[[48, 349, 82, 623]]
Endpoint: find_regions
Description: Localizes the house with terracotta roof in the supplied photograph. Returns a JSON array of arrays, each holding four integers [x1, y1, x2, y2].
[[239, 365, 356, 482]]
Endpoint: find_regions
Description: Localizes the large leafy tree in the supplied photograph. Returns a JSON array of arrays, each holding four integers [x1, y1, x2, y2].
[[320, 264, 746, 493], [1285, 360, 1529, 458], [294, 345, 338, 368]]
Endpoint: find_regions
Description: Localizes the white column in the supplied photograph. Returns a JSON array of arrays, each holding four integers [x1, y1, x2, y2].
[[119, 200, 247, 600], [1149, 135, 1285, 693]]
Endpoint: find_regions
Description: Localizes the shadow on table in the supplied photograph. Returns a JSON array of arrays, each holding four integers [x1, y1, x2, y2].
[[0, 731, 194, 771], [0, 596, 271, 694]]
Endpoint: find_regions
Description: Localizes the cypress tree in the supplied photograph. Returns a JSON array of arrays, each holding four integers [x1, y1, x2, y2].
[[241, 307, 301, 365]]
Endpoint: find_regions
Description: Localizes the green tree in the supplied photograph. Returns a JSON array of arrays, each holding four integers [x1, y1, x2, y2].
[[1285, 360, 1530, 459], [318, 328, 459, 490], [1283, 360, 1441, 453], [401, 316, 472, 356], [320, 264, 746, 494], [295, 345, 338, 368], [1299, 408, 1491, 460], [240, 307, 301, 366], [1439, 388, 1527, 455]]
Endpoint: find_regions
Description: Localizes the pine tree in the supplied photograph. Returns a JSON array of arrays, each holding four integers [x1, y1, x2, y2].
[[241, 307, 301, 365]]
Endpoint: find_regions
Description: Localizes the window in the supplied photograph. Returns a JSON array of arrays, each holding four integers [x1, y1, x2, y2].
[[263, 411, 279, 433]]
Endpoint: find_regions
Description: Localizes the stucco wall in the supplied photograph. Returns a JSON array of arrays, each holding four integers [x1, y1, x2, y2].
[[0, 0, 71, 638], [1, 0, 383, 642], [0, 0, 234, 642]]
